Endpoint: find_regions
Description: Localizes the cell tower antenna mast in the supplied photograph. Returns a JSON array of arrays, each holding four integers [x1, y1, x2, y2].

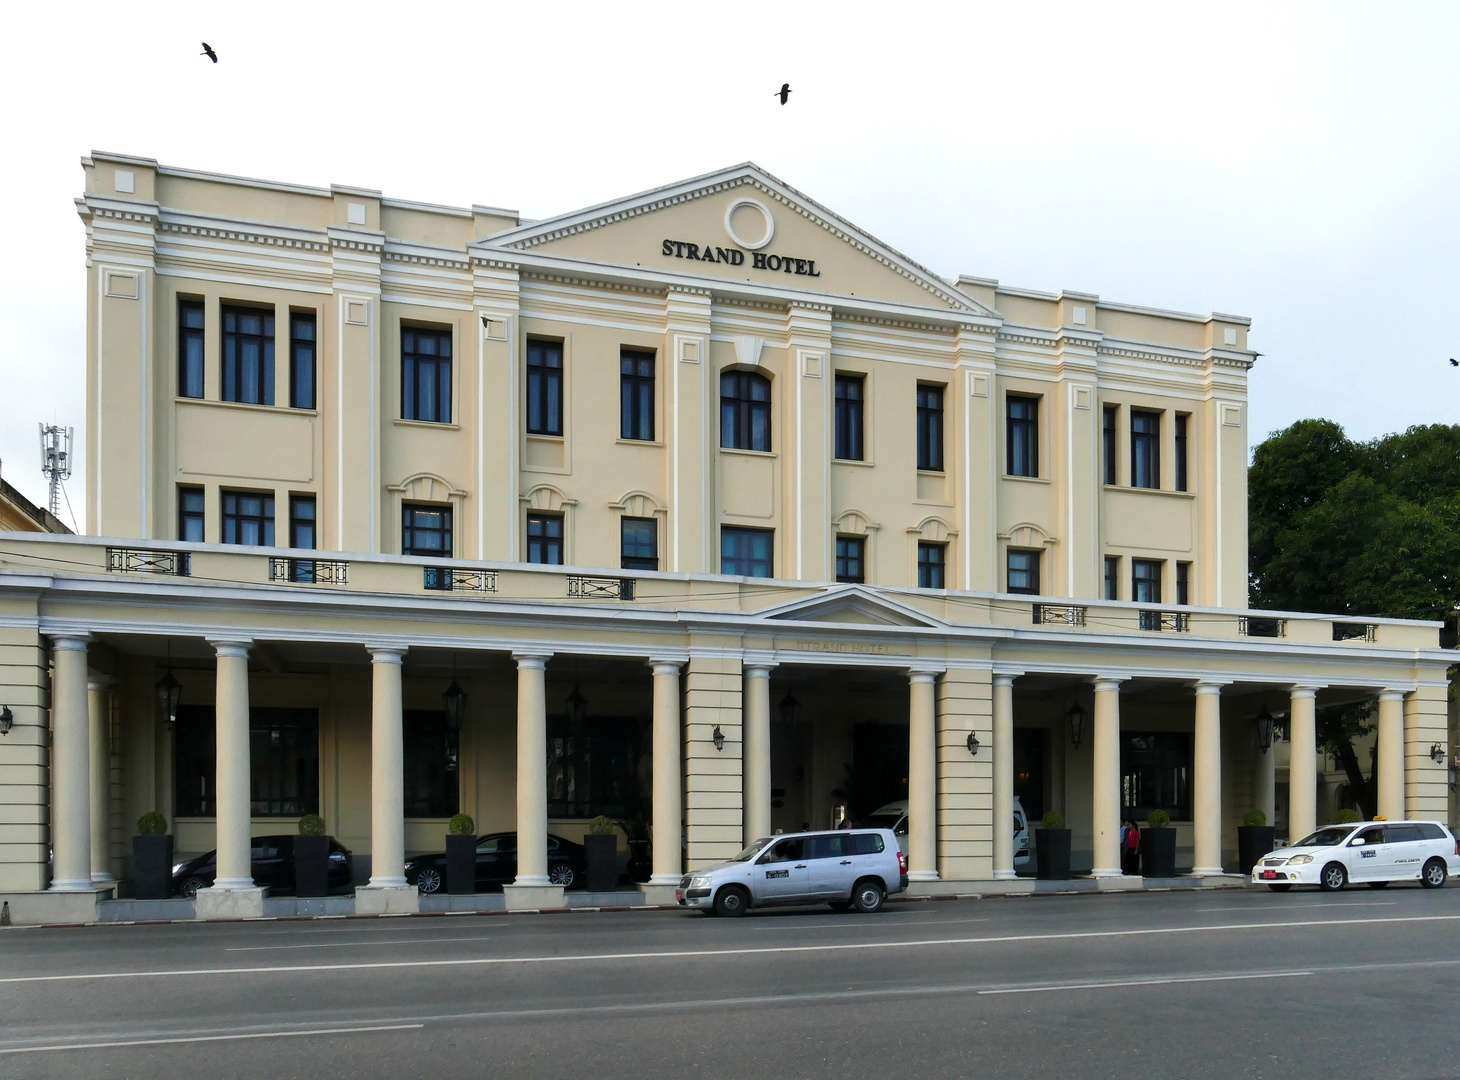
[[39, 424, 73, 517]]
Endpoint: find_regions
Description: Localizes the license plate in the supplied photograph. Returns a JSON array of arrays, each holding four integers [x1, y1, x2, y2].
[[675, 891, 683, 902], [1261, 870, 1276, 879]]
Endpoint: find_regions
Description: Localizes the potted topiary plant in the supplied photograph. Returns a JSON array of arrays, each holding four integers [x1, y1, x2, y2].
[[1142, 809, 1177, 877], [1036, 810, 1071, 880], [584, 815, 619, 892], [1335, 808, 1361, 825], [132, 811, 172, 900], [1237, 809, 1276, 876], [294, 814, 330, 898], [446, 814, 477, 895]]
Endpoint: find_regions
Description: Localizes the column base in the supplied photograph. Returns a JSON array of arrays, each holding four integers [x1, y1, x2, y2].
[[1088, 866, 1125, 879], [993, 869, 1017, 880], [196, 885, 266, 919], [502, 883, 566, 910], [907, 870, 940, 882], [1189, 867, 1224, 878], [648, 872, 682, 886], [354, 885, 420, 915], [90, 873, 118, 887], [5, 887, 112, 924], [49, 878, 100, 892], [638, 883, 680, 906]]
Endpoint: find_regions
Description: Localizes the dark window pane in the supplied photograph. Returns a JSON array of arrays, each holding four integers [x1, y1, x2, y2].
[[1103, 405, 1119, 485], [1007, 396, 1038, 477], [1131, 410, 1160, 489], [221, 304, 275, 405], [720, 371, 772, 452], [178, 487, 205, 543], [403, 710, 459, 818], [402, 327, 452, 423], [402, 503, 453, 557], [1121, 732, 1191, 820], [1175, 413, 1189, 492], [1133, 559, 1162, 604], [835, 375, 864, 461], [620, 349, 655, 441], [1104, 556, 1119, 601], [527, 339, 564, 435], [1176, 562, 1190, 606], [290, 496, 316, 551], [917, 542, 945, 589], [221, 490, 274, 547], [917, 385, 944, 471], [1007, 549, 1040, 594], [291, 312, 316, 410], [175, 706, 318, 817], [621, 516, 658, 570], [835, 536, 865, 583], [527, 513, 564, 565], [547, 715, 641, 818], [721, 526, 773, 578], [179, 300, 205, 399]]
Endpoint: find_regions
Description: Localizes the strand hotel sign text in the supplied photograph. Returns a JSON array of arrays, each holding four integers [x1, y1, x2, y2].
[[660, 196, 822, 278]]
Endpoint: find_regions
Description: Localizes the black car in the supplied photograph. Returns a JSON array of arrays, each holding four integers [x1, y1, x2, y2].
[[405, 832, 584, 893], [171, 835, 353, 898]]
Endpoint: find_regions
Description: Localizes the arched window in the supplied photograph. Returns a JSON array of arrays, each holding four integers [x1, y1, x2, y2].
[[720, 370, 771, 452]]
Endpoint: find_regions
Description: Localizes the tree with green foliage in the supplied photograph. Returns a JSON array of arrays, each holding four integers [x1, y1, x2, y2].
[[1249, 419, 1460, 819]]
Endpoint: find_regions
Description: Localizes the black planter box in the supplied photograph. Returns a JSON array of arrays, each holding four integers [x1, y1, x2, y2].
[[295, 834, 331, 897], [583, 834, 618, 892], [446, 834, 478, 895], [1141, 827, 1177, 878], [626, 840, 652, 884], [1237, 825, 1276, 876], [132, 834, 174, 900], [1035, 828, 1071, 880]]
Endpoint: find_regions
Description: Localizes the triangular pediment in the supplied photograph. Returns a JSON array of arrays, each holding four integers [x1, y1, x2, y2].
[[758, 585, 945, 628], [480, 164, 993, 316]]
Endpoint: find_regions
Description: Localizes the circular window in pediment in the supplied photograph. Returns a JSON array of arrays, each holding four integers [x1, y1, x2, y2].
[[724, 197, 775, 250]]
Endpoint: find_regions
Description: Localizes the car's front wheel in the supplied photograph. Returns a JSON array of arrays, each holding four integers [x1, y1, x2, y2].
[[1319, 863, 1348, 892], [713, 885, 749, 917], [180, 877, 208, 899], [1266, 883, 1292, 892], [414, 867, 443, 894], [1421, 858, 1448, 889], [548, 863, 576, 888], [851, 879, 885, 913]]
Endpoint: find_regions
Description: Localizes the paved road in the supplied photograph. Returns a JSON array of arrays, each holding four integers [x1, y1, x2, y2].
[[2, 884, 1459, 1079]]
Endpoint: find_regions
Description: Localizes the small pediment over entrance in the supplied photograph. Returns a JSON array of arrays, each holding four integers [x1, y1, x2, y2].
[[758, 585, 945, 628]]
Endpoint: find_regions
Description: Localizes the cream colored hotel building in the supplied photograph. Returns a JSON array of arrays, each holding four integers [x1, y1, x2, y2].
[[0, 151, 1453, 922]]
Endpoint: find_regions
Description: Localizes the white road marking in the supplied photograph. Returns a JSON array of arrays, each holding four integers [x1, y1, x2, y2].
[[2, 912, 1458, 985], [752, 917, 991, 932], [1192, 902, 1398, 912], [226, 936, 496, 952], [0, 1024, 423, 1055], [976, 970, 1314, 994]]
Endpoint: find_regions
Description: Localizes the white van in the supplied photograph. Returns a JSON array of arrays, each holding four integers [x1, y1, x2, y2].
[[859, 798, 1031, 868]]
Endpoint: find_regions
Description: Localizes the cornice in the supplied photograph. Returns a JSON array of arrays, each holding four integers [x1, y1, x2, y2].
[[159, 219, 328, 253], [383, 248, 471, 272], [522, 271, 668, 298]]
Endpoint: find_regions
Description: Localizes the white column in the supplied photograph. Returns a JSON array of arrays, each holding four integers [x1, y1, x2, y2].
[[1376, 688, 1406, 822], [1191, 680, 1227, 876], [48, 634, 93, 891], [367, 647, 407, 888], [649, 659, 683, 886], [513, 653, 552, 885], [209, 639, 254, 890], [1288, 686, 1319, 842], [992, 674, 1016, 880], [88, 677, 115, 885], [1090, 676, 1125, 878], [743, 664, 774, 845], [908, 668, 940, 882]]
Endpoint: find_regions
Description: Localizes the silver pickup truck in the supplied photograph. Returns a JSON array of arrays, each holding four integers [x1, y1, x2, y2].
[[677, 828, 907, 916]]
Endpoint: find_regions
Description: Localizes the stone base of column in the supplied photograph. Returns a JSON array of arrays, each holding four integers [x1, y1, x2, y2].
[[196, 886, 266, 919], [907, 870, 940, 883], [638, 883, 681, 906], [993, 870, 1017, 881], [502, 883, 566, 910], [1088, 866, 1124, 878], [1189, 866, 1225, 878], [90, 873, 118, 888], [354, 885, 420, 915], [2, 887, 111, 925]]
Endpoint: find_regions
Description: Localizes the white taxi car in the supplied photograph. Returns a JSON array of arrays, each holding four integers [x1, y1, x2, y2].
[[1252, 820, 1459, 892]]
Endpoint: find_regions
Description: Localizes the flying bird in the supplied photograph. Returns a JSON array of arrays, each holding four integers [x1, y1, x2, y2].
[[200, 42, 218, 63], [774, 82, 791, 105], [1450, 358, 1458, 367]]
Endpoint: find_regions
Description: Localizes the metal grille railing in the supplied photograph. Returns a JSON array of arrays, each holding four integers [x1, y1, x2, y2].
[[268, 557, 347, 585], [423, 566, 498, 593], [567, 575, 636, 601], [105, 547, 191, 576], [1033, 603, 1087, 627], [1238, 616, 1287, 638], [1139, 610, 1190, 633], [1332, 622, 1378, 643]]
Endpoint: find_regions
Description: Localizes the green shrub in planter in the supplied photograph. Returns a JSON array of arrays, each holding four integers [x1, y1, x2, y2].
[[1336, 808, 1361, 824], [445, 815, 477, 894], [1146, 809, 1171, 828], [132, 813, 172, 899], [136, 811, 167, 835], [589, 815, 617, 836], [1042, 810, 1064, 830], [1237, 809, 1276, 875], [583, 817, 618, 890], [1142, 809, 1176, 877], [1037, 810, 1071, 880], [295, 817, 331, 897], [1242, 809, 1267, 827], [297, 813, 326, 836], [448, 813, 475, 835]]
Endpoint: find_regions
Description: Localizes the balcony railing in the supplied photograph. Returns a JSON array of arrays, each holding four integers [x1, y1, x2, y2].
[[1033, 603, 1087, 627], [567, 575, 635, 601], [1238, 616, 1287, 639], [1333, 622, 1378, 643], [106, 547, 191, 577], [423, 566, 498, 593], [1139, 610, 1190, 633], [269, 557, 348, 585]]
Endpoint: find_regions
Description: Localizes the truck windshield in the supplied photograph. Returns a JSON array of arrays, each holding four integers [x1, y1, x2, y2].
[[730, 839, 772, 862], [1292, 827, 1353, 848]]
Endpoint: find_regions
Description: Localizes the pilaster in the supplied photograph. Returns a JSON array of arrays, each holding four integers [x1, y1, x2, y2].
[[326, 222, 384, 553], [1053, 308, 1101, 599], [1404, 682, 1450, 820], [786, 303, 833, 582], [472, 259, 522, 560], [937, 666, 994, 880], [683, 651, 743, 869], [665, 288, 713, 573]]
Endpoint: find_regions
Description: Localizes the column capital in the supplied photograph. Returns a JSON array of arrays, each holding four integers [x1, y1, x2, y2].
[[86, 676, 116, 692], [367, 646, 406, 665], [1289, 684, 1320, 699], [49, 633, 93, 652], [648, 657, 686, 676], [207, 637, 253, 659], [743, 663, 776, 678], [1092, 675, 1128, 693], [512, 651, 552, 670], [992, 672, 1021, 688], [1377, 687, 1410, 702], [908, 667, 943, 683], [1193, 679, 1230, 694]]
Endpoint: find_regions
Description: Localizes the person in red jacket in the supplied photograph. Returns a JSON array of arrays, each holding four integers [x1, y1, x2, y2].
[[1121, 819, 1141, 876]]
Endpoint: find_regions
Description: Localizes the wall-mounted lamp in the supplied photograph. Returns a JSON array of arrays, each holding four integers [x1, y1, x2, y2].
[[443, 680, 468, 732], [1255, 707, 1275, 753], [779, 690, 800, 727], [711, 724, 725, 752], [1430, 743, 1446, 765], [1066, 701, 1087, 752], [966, 731, 980, 757], [155, 668, 182, 729], [0, 705, 12, 736], [565, 684, 588, 727]]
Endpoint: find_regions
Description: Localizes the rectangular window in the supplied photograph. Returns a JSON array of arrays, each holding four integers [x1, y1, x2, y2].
[[527, 338, 563, 435], [1121, 732, 1192, 820], [721, 526, 773, 578], [221, 304, 275, 405], [1103, 404, 1118, 485], [1104, 555, 1120, 601], [917, 541, 945, 589], [1132, 558, 1163, 604], [403, 710, 459, 819], [289, 495, 316, 551], [178, 486, 205, 542], [221, 490, 274, 547], [1175, 413, 1189, 492], [290, 312, 316, 410], [835, 374, 865, 461], [179, 299, 205, 399], [402, 503, 452, 558], [1007, 548, 1041, 594], [1131, 410, 1161, 489], [619, 349, 655, 441], [548, 715, 641, 818], [174, 705, 318, 817], [916, 384, 944, 471], [720, 371, 772, 452], [620, 516, 658, 570], [527, 513, 564, 565], [835, 536, 865, 583], [1007, 395, 1039, 477], [1176, 561, 1191, 606], [402, 326, 452, 424]]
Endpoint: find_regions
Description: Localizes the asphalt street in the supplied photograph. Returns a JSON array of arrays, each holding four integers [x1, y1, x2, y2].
[[2, 884, 1459, 1079]]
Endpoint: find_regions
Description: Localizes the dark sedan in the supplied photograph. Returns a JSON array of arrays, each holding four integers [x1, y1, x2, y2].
[[405, 832, 584, 893], [171, 835, 353, 898]]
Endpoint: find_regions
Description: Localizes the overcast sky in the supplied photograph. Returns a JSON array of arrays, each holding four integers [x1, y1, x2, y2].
[[3, 1, 1456, 527]]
